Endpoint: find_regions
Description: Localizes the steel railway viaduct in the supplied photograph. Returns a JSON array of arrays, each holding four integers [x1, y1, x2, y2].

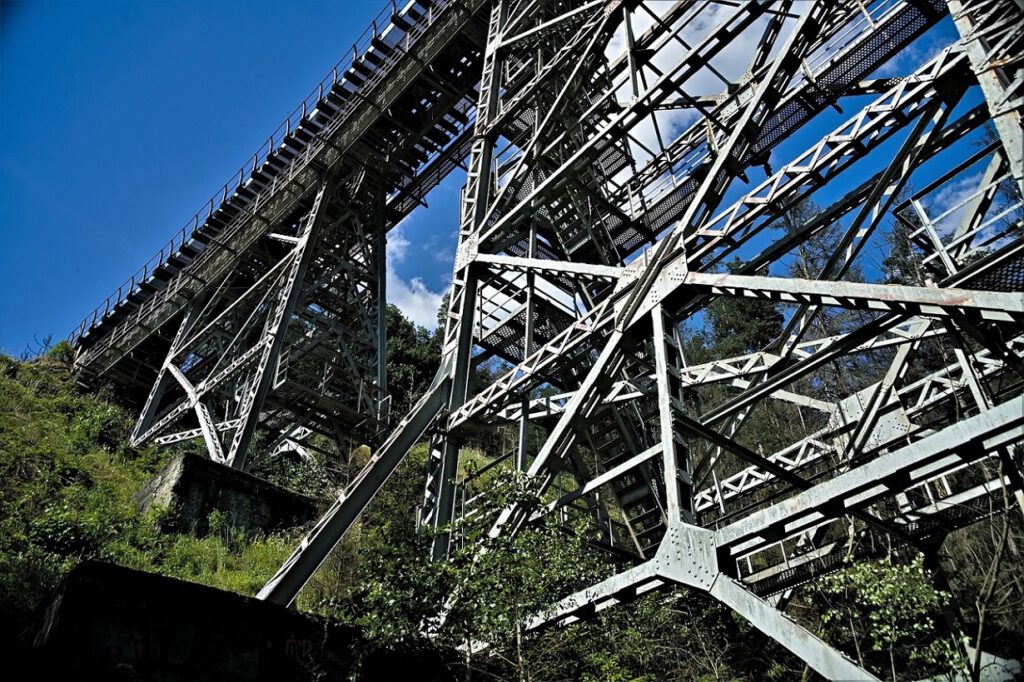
[[71, 0, 1024, 679]]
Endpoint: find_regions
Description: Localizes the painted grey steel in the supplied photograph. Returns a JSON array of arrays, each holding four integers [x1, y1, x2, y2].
[[256, 3, 1023, 678], [67, 0, 1024, 677]]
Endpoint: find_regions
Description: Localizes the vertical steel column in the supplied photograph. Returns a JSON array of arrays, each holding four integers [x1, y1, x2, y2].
[[517, 220, 538, 472], [948, 0, 1024, 195], [421, 0, 507, 558], [651, 304, 693, 524], [376, 178, 388, 419]]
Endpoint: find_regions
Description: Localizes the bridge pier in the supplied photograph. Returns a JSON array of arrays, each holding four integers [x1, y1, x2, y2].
[[135, 452, 317, 536]]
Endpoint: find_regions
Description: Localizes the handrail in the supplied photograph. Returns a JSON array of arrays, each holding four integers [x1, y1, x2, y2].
[[72, 0, 450, 344]]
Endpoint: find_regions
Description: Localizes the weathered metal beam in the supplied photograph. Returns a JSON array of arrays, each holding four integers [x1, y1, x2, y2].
[[258, 377, 449, 605], [667, 271, 1024, 324], [716, 400, 1024, 552]]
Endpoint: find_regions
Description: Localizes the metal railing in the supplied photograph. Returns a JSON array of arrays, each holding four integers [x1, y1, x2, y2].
[[72, 0, 450, 344]]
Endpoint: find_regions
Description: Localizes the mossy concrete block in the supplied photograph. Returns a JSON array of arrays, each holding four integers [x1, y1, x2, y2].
[[136, 453, 317, 535], [32, 561, 454, 681]]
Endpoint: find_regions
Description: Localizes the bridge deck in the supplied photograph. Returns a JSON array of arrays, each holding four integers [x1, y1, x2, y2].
[[72, 0, 488, 398]]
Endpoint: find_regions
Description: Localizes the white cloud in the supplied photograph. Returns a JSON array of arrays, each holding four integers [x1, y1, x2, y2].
[[388, 271, 445, 330], [385, 228, 411, 261], [385, 227, 446, 329], [929, 171, 983, 237], [601, 1, 789, 207]]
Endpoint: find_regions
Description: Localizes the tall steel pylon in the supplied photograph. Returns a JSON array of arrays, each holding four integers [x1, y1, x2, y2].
[[70, 0, 1023, 677], [129, 168, 387, 470], [71, 0, 490, 469]]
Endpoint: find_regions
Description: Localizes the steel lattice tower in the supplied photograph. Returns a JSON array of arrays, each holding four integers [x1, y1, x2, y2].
[[73, 0, 1023, 679], [72, 0, 490, 468]]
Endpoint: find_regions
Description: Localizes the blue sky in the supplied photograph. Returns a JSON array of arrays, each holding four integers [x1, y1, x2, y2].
[[0, 1, 972, 356], [0, 0, 460, 355]]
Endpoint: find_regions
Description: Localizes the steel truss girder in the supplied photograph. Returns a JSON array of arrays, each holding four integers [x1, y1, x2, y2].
[[74, 0, 491, 389], [695, 336, 1024, 515], [262, 1, 1024, 678], [529, 399, 1024, 682], [716, 401, 1024, 553], [130, 170, 388, 470], [416, 0, 509, 559], [453, 43, 975, 429], [526, 329, 1023, 525], [490, 322, 951, 424]]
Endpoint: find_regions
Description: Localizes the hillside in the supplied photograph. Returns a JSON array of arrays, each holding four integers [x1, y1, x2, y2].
[[0, 347, 298, 652], [1, 337, 1021, 680]]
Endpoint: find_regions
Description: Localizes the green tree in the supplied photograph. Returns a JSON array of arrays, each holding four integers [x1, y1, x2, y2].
[[701, 256, 784, 359], [817, 556, 962, 681], [883, 194, 929, 287], [386, 304, 442, 417], [0, 353, 295, 661], [684, 253, 802, 462]]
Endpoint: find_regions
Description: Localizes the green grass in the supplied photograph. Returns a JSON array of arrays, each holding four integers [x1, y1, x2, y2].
[[0, 348, 297, 649]]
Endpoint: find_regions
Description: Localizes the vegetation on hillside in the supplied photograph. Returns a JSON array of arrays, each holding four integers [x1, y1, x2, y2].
[[0, 345, 298, 661], [1, 289, 1021, 679]]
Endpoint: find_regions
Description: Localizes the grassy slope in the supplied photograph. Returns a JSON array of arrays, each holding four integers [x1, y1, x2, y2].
[[0, 349, 296, 651]]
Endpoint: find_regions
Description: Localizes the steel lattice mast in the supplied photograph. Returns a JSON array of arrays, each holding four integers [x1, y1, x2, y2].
[[257, 1, 1024, 677]]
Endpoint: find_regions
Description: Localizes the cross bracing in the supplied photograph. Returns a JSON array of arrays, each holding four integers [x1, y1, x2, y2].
[[71, 0, 493, 467], [71, 0, 1022, 678]]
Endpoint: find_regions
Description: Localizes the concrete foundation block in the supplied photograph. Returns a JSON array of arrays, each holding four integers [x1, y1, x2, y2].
[[136, 452, 317, 535], [32, 561, 454, 681]]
